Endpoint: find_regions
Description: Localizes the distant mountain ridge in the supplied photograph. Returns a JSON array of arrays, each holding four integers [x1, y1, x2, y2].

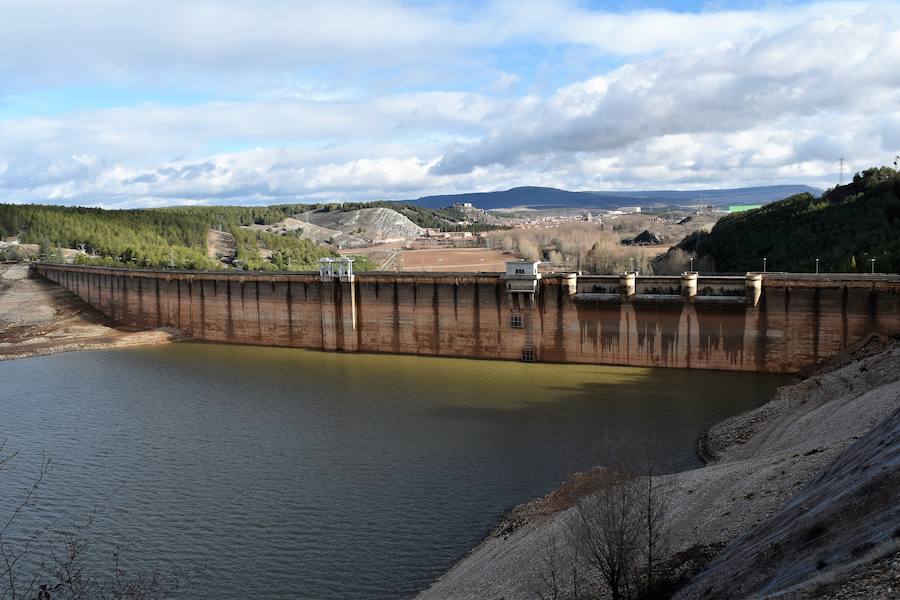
[[407, 184, 822, 210]]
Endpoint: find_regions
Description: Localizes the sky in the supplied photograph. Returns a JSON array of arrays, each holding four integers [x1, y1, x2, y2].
[[1, 0, 899, 208]]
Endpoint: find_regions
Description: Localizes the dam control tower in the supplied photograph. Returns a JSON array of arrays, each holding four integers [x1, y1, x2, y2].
[[502, 260, 542, 361]]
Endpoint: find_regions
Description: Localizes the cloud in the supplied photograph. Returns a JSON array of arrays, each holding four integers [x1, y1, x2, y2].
[[431, 3, 900, 176], [0, 1, 876, 88], [1, 1, 899, 207]]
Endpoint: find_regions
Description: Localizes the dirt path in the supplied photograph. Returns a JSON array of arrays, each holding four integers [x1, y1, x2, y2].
[[0, 263, 177, 361], [206, 229, 236, 264]]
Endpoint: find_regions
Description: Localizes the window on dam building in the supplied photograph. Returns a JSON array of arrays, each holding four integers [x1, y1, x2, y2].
[[521, 348, 535, 362], [510, 314, 524, 328]]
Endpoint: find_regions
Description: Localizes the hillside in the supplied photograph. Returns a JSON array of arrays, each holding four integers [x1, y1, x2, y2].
[[408, 185, 821, 210], [316, 201, 504, 232], [677, 403, 900, 599], [0, 204, 343, 271], [297, 207, 425, 244], [248, 217, 370, 249], [0, 201, 502, 269], [674, 167, 900, 273]]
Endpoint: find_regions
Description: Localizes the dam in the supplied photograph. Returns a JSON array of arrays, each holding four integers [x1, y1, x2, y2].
[[30, 261, 900, 373]]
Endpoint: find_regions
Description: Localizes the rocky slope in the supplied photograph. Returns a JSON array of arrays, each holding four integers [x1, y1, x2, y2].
[[298, 207, 425, 245], [247, 217, 370, 249], [206, 229, 236, 263], [677, 402, 899, 598], [452, 204, 504, 225], [417, 335, 900, 599]]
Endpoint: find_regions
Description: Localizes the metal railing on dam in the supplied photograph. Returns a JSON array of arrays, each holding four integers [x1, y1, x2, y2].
[[29, 263, 900, 373]]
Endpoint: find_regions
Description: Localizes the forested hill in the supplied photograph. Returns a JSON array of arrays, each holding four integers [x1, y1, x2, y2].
[[0, 204, 341, 271], [677, 167, 900, 274], [0, 201, 497, 270]]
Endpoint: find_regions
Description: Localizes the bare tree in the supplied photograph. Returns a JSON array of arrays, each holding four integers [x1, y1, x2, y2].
[[530, 530, 581, 600], [570, 435, 672, 600], [575, 473, 641, 600], [1, 442, 199, 600]]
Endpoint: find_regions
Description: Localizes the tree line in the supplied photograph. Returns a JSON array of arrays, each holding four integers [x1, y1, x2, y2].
[[680, 166, 900, 274], [311, 201, 505, 232], [0, 200, 500, 270], [0, 204, 381, 271]]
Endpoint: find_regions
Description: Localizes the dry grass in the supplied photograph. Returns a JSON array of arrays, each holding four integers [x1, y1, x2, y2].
[[394, 247, 512, 272]]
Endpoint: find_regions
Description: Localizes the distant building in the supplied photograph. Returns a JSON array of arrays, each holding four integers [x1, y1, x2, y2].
[[505, 260, 540, 276], [617, 206, 642, 214]]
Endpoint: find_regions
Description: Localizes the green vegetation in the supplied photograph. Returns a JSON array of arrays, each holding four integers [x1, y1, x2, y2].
[[0, 204, 357, 271], [230, 227, 374, 272], [680, 167, 900, 273], [312, 201, 504, 232], [0, 199, 494, 270]]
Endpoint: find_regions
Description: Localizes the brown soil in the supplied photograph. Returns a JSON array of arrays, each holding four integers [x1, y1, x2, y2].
[[394, 247, 512, 272], [206, 229, 236, 264], [0, 263, 177, 360]]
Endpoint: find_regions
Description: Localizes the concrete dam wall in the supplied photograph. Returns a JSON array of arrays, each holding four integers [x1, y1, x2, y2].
[[31, 264, 900, 373]]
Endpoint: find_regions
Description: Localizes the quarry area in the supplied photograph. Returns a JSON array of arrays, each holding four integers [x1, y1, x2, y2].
[[418, 334, 900, 599], [0, 263, 174, 360]]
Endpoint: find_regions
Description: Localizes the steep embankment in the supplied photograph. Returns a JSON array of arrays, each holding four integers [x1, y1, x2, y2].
[[248, 217, 370, 249], [299, 207, 426, 244], [0, 264, 176, 360], [677, 403, 900, 599], [207, 229, 236, 264], [418, 336, 900, 599], [667, 167, 900, 273]]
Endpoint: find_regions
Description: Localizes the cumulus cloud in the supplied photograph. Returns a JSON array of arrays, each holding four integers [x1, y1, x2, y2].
[[432, 3, 900, 176], [0, 1, 806, 84], [1, 0, 899, 207]]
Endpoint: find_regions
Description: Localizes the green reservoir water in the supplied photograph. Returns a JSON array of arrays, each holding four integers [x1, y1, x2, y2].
[[0, 343, 789, 599]]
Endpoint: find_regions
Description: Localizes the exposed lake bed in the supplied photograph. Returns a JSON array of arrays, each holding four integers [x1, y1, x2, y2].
[[0, 343, 789, 599]]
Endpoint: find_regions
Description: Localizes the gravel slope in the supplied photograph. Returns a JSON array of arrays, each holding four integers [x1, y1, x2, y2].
[[301, 207, 425, 244]]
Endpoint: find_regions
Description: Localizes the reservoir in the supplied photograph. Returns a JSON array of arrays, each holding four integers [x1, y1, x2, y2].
[[0, 343, 788, 599]]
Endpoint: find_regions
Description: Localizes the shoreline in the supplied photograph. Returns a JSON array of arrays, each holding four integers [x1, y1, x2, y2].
[[0, 329, 178, 361], [0, 263, 178, 361], [417, 333, 900, 599], [6, 262, 898, 597]]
